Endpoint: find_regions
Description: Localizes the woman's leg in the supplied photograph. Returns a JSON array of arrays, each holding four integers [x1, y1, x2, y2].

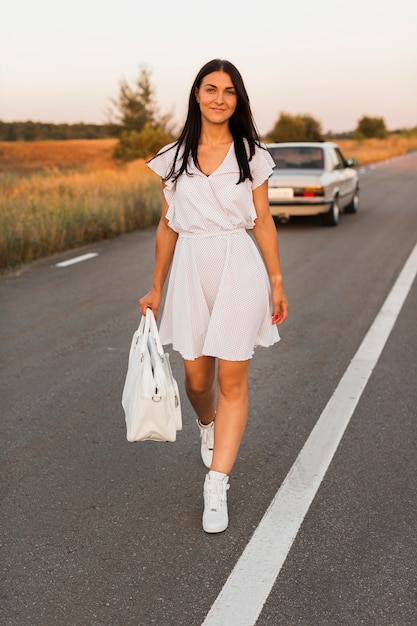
[[211, 359, 250, 475], [201, 359, 250, 533], [183, 356, 216, 425], [185, 357, 250, 533]]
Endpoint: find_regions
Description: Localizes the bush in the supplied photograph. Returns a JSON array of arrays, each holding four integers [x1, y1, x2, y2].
[[355, 116, 388, 139], [113, 123, 174, 162]]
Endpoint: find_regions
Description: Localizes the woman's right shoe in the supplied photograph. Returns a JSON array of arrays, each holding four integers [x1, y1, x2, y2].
[[197, 419, 214, 468], [202, 473, 229, 533]]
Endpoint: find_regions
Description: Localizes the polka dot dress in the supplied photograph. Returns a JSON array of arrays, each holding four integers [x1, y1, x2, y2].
[[148, 141, 280, 361]]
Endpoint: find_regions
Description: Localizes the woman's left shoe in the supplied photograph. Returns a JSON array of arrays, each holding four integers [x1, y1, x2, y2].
[[202, 472, 229, 533]]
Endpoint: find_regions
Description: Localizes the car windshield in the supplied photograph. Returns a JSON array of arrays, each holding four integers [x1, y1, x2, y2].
[[269, 147, 324, 170]]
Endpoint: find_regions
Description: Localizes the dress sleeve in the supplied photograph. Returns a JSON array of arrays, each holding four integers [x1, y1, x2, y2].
[[147, 142, 178, 205], [250, 143, 276, 189], [147, 142, 177, 179]]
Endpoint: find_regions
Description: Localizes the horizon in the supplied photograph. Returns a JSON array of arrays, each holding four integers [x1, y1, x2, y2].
[[0, 118, 413, 137]]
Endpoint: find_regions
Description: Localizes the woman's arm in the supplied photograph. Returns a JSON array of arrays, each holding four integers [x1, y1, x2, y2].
[[139, 182, 178, 319], [252, 180, 289, 325]]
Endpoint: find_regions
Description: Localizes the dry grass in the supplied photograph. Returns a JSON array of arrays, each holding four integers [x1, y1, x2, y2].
[[0, 140, 158, 271], [337, 135, 417, 165], [0, 138, 119, 174]]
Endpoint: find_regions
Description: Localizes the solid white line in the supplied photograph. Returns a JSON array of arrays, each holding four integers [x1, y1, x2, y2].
[[202, 242, 417, 626], [56, 253, 98, 267]]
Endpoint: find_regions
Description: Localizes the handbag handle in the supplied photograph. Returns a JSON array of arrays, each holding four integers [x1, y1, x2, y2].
[[137, 309, 151, 359], [146, 308, 165, 360], [137, 308, 164, 361]]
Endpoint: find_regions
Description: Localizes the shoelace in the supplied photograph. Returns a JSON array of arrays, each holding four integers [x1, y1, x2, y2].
[[207, 480, 229, 511]]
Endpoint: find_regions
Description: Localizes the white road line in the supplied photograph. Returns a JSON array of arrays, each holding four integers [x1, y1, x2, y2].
[[56, 252, 98, 267], [202, 242, 417, 626]]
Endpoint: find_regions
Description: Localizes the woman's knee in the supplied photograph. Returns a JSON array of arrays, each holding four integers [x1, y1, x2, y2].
[[217, 378, 247, 400], [185, 374, 212, 397], [184, 357, 215, 397], [217, 362, 249, 400]]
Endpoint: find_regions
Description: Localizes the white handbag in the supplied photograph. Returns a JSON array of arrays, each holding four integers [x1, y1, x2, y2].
[[122, 308, 182, 442]]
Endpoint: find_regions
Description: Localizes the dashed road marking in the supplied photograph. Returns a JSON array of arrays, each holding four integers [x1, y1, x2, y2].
[[56, 253, 98, 267]]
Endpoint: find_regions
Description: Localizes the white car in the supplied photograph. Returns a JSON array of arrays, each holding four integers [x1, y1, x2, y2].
[[267, 142, 359, 226]]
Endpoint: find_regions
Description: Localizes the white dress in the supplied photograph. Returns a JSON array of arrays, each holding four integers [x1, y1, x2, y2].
[[148, 141, 280, 361]]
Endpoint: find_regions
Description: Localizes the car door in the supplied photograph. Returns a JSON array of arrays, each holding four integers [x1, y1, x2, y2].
[[334, 146, 356, 208], [326, 146, 343, 202]]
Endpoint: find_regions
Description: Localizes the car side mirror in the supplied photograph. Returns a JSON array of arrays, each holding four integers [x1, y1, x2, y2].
[[346, 158, 357, 168]]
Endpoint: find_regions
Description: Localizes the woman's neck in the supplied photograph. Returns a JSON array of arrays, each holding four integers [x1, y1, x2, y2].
[[199, 122, 233, 147]]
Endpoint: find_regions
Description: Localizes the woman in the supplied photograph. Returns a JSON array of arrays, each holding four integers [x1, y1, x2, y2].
[[139, 59, 288, 533]]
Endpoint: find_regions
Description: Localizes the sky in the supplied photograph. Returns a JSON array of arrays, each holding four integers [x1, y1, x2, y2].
[[1, 0, 417, 135]]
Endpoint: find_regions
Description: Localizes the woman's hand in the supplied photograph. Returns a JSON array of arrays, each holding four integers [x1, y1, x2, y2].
[[138, 288, 162, 319], [271, 283, 289, 326]]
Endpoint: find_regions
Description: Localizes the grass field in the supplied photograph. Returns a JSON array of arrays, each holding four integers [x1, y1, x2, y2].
[[0, 139, 159, 271], [1, 135, 416, 272]]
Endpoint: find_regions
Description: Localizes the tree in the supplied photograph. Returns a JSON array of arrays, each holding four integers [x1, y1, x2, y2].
[[110, 66, 156, 133], [355, 116, 388, 139], [265, 112, 323, 142], [109, 65, 175, 161]]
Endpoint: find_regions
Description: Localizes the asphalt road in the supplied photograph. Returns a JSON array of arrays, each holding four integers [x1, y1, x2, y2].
[[1, 153, 416, 626]]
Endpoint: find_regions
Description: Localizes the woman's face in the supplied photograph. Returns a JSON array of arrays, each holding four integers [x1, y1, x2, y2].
[[195, 71, 237, 125]]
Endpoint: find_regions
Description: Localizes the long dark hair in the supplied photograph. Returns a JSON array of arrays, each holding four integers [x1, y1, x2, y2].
[[151, 59, 262, 184]]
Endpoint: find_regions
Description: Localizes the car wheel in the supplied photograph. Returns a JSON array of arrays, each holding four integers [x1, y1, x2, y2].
[[320, 197, 340, 226], [345, 188, 359, 214]]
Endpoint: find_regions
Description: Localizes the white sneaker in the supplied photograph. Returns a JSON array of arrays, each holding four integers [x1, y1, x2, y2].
[[202, 473, 229, 533], [197, 419, 214, 468]]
